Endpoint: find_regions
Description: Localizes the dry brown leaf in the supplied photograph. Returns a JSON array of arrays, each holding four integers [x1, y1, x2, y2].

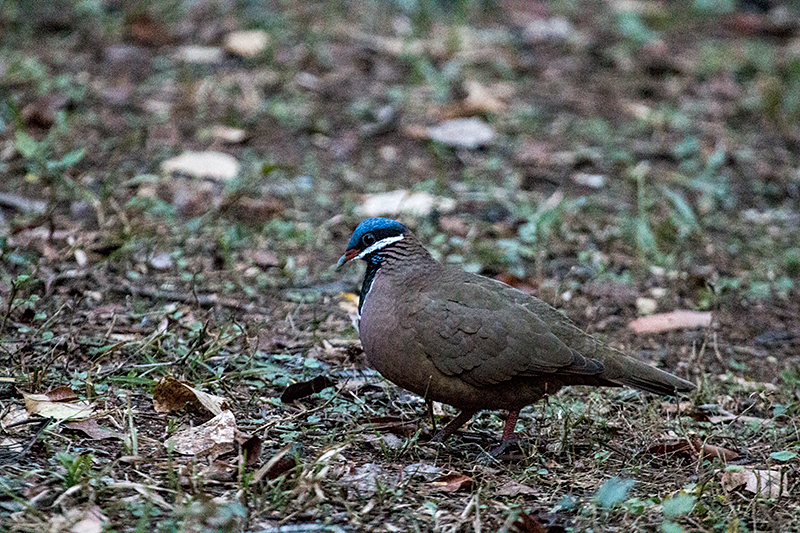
[[203, 460, 238, 482], [239, 434, 262, 466], [45, 385, 79, 402], [649, 437, 739, 462], [721, 468, 788, 498], [511, 510, 548, 533], [165, 410, 236, 459], [153, 376, 227, 415], [496, 480, 537, 497], [65, 419, 121, 440], [253, 443, 300, 484], [628, 310, 712, 334], [430, 473, 473, 492], [695, 440, 740, 462], [22, 392, 93, 421]]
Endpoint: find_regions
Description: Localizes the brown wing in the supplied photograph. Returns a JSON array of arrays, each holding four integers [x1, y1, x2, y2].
[[403, 271, 604, 387]]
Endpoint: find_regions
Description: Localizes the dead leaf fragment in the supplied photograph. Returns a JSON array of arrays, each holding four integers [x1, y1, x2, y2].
[[511, 510, 548, 533], [496, 480, 537, 497], [253, 443, 301, 484], [44, 385, 78, 402], [649, 438, 739, 462], [65, 419, 121, 440], [628, 310, 712, 334], [461, 80, 508, 115], [430, 473, 473, 492], [280, 376, 335, 403], [0, 408, 29, 432], [240, 434, 262, 466], [22, 392, 93, 421], [153, 376, 228, 415], [721, 468, 788, 498], [49, 506, 108, 533], [165, 410, 236, 459]]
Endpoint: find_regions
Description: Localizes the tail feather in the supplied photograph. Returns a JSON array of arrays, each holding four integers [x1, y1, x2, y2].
[[613, 361, 695, 396], [520, 295, 696, 396]]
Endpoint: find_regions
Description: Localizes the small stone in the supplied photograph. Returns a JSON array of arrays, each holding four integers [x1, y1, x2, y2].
[[74, 249, 88, 268], [572, 172, 606, 188], [649, 287, 668, 298], [149, 253, 173, 270], [428, 118, 494, 149], [224, 30, 270, 58], [210, 126, 247, 144], [174, 46, 223, 64], [522, 17, 578, 44], [379, 145, 398, 162], [636, 297, 658, 316]]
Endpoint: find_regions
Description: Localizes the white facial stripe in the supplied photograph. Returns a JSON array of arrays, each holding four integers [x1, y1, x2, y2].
[[356, 234, 404, 260]]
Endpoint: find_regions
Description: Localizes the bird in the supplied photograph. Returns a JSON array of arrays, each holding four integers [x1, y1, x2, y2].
[[337, 217, 695, 455]]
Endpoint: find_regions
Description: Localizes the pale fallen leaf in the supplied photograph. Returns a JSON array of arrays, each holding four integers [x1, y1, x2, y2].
[[161, 151, 240, 181], [462, 80, 507, 114], [364, 433, 404, 450], [106, 482, 173, 510], [716, 374, 778, 391], [0, 437, 24, 453], [49, 506, 108, 533], [356, 190, 456, 218], [22, 392, 93, 421], [699, 405, 768, 425], [496, 480, 537, 497], [628, 310, 712, 334], [721, 468, 788, 498], [153, 376, 228, 415], [403, 462, 442, 480], [165, 410, 236, 459], [0, 407, 29, 432]]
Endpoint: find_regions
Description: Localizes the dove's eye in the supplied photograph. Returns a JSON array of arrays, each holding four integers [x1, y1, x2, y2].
[[361, 233, 376, 247]]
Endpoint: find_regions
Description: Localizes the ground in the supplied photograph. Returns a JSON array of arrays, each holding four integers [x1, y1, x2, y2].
[[1, 1, 799, 532]]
